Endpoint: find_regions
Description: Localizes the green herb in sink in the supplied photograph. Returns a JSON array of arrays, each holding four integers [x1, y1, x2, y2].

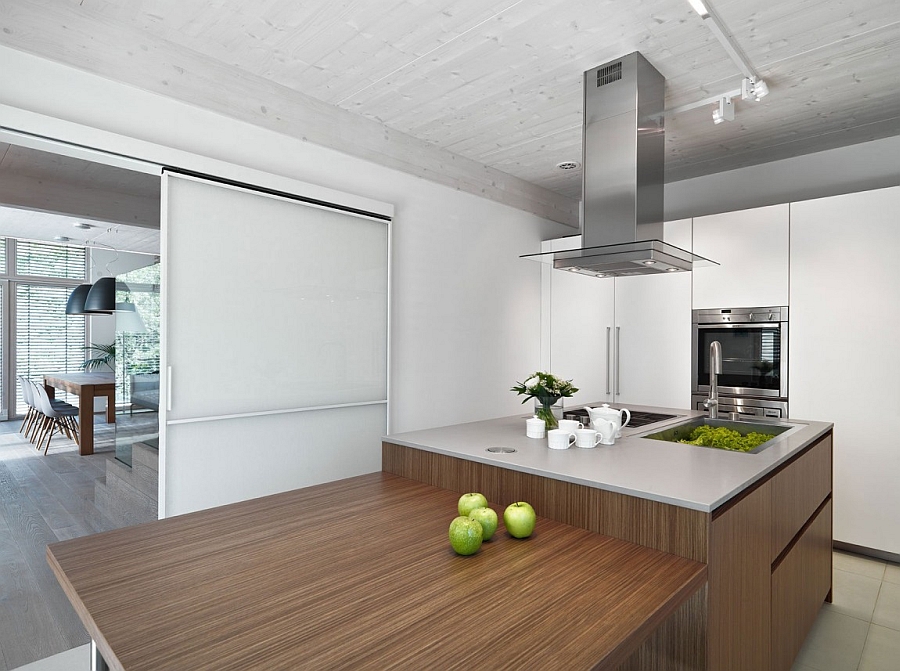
[[678, 425, 776, 452]]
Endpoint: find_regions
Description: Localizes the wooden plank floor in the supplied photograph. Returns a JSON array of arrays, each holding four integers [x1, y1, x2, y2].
[[0, 419, 123, 671]]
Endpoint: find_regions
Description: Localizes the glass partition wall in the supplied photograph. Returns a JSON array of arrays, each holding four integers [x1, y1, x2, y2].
[[115, 263, 160, 466]]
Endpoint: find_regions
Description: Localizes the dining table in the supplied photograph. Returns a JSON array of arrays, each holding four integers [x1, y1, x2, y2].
[[43, 372, 116, 456]]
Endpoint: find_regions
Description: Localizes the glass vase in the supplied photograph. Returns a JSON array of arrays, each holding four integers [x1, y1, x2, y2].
[[534, 396, 563, 429]]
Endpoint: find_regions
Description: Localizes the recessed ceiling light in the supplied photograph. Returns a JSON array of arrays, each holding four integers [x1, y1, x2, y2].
[[73, 222, 93, 230], [54, 235, 71, 242], [642, 260, 656, 265], [666, 267, 680, 272], [556, 161, 581, 171]]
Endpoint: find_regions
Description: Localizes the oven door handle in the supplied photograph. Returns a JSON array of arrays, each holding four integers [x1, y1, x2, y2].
[[696, 323, 781, 330]]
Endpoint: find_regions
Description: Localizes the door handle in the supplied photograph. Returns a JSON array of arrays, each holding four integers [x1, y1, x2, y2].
[[166, 365, 173, 412], [606, 326, 611, 395], [615, 326, 621, 396]]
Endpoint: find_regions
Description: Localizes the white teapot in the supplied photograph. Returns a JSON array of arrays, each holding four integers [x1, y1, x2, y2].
[[591, 417, 617, 445], [586, 404, 631, 438]]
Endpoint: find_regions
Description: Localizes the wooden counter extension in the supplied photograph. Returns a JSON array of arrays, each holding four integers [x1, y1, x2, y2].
[[48, 473, 706, 671]]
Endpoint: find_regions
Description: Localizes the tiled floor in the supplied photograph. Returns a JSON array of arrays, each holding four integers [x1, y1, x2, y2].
[[792, 551, 900, 671]]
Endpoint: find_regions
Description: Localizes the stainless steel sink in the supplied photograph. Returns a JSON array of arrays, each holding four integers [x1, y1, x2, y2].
[[641, 416, 799, 454]]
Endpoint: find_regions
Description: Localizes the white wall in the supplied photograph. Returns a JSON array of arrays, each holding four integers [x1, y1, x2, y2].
[[0, 46, 569, 512], [665, 135, 900, 220]]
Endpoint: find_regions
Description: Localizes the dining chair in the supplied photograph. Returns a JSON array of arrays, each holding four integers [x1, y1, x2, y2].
[[17, 376, 41, 444], [30, 380, 80, 455]]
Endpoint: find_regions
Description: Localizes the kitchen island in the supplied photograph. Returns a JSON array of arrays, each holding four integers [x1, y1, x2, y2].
[[383, 405, 834, 671]]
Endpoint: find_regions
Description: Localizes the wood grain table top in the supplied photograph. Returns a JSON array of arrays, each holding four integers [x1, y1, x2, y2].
[[47, 472, 706, 671], [43, 372, 115, 390]]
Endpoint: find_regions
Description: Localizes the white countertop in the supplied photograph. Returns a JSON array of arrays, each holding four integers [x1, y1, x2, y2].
[[385, 404, 833, 512]]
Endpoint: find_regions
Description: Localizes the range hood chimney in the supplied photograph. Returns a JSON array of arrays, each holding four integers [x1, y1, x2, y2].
[[523, 52, 715, 276]]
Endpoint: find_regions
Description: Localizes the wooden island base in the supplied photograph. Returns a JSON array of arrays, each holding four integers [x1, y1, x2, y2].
[[383, 433, 834, 671], [48, 472, 705, 671]]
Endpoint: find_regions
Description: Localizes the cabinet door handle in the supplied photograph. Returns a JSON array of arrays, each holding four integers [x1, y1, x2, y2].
[[615, 326, 621, 396], [606, 326, 611, 395]]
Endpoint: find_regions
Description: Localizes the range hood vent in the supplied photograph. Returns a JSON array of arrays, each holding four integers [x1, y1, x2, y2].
[[522, 52, 716, 276]]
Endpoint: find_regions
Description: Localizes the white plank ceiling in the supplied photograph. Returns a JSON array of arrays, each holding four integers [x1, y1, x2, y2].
[[0, 142, 160, 253], [0, 0, 898, 222]]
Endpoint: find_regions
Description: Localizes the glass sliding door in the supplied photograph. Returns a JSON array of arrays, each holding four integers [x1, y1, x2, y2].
[[161, 172, 390, 516], [114, 262, 161, 466]]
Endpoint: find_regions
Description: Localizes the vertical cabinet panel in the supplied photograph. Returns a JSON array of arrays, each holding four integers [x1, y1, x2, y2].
[[544, 219, 692, 409], [548, 266, 615, 406], [708, 482, 772, 671], [614, 219, 693, 408], [692, 204, 789, 309], [790, 186, 900, 554]]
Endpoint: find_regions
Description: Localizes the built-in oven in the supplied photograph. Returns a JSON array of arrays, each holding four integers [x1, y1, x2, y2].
[[691, 306, 789, 418]]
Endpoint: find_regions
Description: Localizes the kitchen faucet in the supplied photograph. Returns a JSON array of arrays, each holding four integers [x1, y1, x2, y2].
[[705, 341, 723, 419]]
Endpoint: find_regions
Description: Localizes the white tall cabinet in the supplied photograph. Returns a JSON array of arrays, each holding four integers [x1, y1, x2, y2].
[[789, 185, 900, 555], [692, 204, 790, 309], [543, 220, 693, 409]]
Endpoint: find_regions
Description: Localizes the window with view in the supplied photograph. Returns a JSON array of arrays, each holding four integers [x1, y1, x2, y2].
[[0, 239, 87, 416]]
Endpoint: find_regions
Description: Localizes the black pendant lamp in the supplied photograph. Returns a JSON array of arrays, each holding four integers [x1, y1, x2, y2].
[[65, 284, 94, 315], [83, 276, 116, 314]]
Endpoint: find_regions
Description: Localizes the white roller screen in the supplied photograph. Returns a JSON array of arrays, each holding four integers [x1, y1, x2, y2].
[[161, 172, 390, 515]]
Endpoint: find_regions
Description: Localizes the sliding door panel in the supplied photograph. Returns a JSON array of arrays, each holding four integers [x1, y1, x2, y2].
[[162, 173, 389, 515], [164, 405, 386, 515]]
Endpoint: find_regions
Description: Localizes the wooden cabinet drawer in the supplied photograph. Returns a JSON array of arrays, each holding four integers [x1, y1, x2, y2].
[[771, 433, 832, 561], [771, 499, 833, 671]]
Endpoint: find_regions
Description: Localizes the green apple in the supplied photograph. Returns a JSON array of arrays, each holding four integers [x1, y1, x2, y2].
[[504, 502, 536, 539], [516, 501, 535, 516], [468, 507, 498, 541], [457, 492, 488, 517], [449, 516, 483, 555]]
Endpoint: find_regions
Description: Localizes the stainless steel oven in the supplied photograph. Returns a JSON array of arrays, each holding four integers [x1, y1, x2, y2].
[[691, 306, 789, 418]]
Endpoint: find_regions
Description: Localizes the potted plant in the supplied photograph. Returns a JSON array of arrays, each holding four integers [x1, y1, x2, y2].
[[81, 342, 116, 371], [511, 371, 578, 429]]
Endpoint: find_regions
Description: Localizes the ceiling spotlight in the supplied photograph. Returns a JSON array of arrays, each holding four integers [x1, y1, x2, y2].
[[73, 222, 93, 230], [54, 235, 71, 242], [712, 96, 735, 124], [666, 267, 680, 272], [556, 160, 581, 171], [642, 260, 656, 266], [742, 77, 769, 102]]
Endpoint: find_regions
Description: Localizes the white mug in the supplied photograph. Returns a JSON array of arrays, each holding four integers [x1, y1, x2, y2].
[[593, 418, 617, 445], [547, 428, 576, 450], [526, 416, 546, 439], [558, 419, 583, 433], [575, 428, 601, 448]]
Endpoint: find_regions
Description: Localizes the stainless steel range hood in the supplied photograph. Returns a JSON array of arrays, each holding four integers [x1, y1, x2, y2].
[[522, 52, 715, 276]]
